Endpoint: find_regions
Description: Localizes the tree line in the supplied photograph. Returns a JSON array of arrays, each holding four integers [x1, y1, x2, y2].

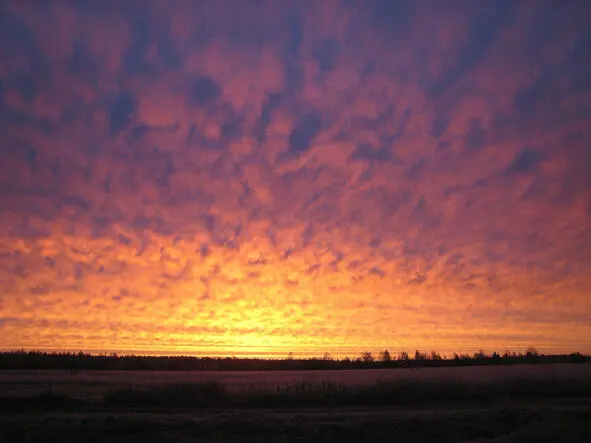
[[0, 348, 588, 371]]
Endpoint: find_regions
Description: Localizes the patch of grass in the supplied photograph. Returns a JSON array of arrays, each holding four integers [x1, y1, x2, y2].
[[2, 375, 590, 412], [0, 391, 87, 413], [95, 376, 591, 410], [101, 381, 227, 409], [1, 403, 589, 442]]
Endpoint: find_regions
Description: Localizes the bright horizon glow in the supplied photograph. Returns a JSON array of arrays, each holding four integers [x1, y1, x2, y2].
[[2, 346, 571, 360]]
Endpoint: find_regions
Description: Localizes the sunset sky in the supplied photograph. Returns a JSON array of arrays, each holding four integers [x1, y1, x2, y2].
[[1, 0, 590, 358]]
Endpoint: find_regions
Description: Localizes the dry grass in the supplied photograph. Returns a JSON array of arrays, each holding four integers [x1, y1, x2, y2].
[[1, 401, 589, 442], [2, 367, 591, 411], [1, 363, 589, 400], [1, 365, 590, 442]]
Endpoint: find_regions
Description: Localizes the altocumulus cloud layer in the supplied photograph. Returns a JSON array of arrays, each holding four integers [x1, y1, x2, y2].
[[1, 0, 590, 356]]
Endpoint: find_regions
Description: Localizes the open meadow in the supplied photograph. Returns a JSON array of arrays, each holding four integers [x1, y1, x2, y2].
[[1, 363, 591, 400], [1, 363, 590, 442]]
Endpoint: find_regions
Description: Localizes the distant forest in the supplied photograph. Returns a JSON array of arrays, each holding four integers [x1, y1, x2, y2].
[[0, 349, 588, 371]]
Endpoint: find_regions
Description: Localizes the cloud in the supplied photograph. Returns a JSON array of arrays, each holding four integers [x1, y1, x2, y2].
[[504, 148, 543, 175], [288, 112, 323, 156], [189, 76, 222, 107], [0, 0, 590, 356], [107, 92, 134, 137]]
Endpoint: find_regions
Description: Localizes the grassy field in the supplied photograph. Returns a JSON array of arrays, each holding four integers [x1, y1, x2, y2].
[[2, 402, 590, 443], [2, 363, 589, 399], [1, 364, 590, 442]]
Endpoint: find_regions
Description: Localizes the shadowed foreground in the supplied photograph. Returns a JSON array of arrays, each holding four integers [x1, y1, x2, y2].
[[1, 365, 590, 442], [1, 401, 590, 443]]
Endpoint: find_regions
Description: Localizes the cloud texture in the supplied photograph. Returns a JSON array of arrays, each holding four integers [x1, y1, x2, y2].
[[1, 0, 590, 356]]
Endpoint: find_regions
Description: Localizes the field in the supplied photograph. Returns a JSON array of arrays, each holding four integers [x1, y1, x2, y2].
[[1, 364, 590, 442]]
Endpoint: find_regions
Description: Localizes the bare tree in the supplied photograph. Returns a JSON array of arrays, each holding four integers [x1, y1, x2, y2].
[[414, 350, 427, 361], [525, 346, 539, 357], [361, 352, 374, 363], [379, 349, 392, 362]]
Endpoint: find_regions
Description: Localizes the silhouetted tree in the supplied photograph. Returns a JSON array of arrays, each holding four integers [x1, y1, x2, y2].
[[361, 352, 374, 363], [568, 352, 586, 364], [473, 350, 487, 360], [525, 346, 539, 357], [414, 350, 427, 361], [0, 349, 587, 371], [379, 349, 392, 362]]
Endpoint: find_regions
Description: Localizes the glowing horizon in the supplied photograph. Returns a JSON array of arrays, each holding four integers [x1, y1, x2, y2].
[[1, 0, 590, 357]]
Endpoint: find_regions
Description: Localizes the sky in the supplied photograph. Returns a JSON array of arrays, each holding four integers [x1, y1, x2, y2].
[[0, 0, 590, 358]]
